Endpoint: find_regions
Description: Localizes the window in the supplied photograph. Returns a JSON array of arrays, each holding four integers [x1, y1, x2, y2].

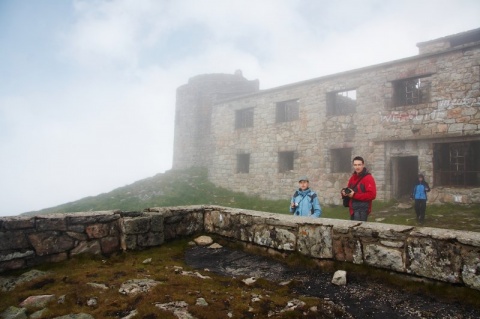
[[331, 148, 352, 173], [278, 151, 294, 172], [327, 89, 356, 116], [235, 108, 254, 129], [236, 154, 250, 173], [433, 141, 480, 186], [393, 76, 430, 107], [276, 99, 299, 123]]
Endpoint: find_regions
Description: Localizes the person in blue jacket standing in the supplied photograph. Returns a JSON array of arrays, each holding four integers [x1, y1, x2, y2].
[[290, 176, 322, 217], [411, 174, 431, 225]]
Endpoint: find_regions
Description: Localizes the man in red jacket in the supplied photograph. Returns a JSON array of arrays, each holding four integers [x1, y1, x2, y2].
[[341, 156, 377, 221]]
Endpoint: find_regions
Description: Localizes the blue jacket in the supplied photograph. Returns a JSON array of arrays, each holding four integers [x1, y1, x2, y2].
[[412, 182, 430, 200], [290, 188, 322, 217]]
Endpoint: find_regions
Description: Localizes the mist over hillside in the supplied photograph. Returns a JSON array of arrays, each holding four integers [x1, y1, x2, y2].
[[24, 168, 288, 216]]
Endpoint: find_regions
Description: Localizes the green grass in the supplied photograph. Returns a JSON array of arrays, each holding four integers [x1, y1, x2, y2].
[[27, 167, 480, 232]]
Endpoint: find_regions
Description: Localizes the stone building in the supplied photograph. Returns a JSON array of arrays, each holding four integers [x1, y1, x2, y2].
[[173, 28, 480, 205]]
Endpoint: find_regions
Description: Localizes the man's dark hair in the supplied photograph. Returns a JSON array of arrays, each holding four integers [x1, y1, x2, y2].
[[352, 156, 364, 164]]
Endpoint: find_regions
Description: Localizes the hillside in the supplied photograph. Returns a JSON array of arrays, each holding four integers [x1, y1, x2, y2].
[[25, 167, 289, 216]]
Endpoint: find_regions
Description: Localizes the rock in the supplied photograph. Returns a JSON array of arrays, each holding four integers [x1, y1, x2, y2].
[[208, 243, 222, 249], [119, 279, 161, 295], [194, 235, 213, 246], [30, 308, 48, 319], [51, 314, 95, 319], [120, 309, 138, 319], [0, 269, 51, 292], [86, 297, 97, 307], [142, 258, 152, 264], [242, 277, 257, 285], [0, 306, 27, 319], [397, 203, 413, 209], [155, 301, 195, 319], [180, 271, 211, 279], [196, 297, 208, 306], [283, 299, 306, 312], [332, 270, 347, 286], [19, 295, 56, 309], [87, 282, 108, 290]]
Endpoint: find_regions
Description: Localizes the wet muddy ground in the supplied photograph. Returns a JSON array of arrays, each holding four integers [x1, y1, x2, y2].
[[185, 245, 480, 319]]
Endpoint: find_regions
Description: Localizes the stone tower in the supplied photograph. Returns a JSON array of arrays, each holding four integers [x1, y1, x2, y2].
[[173, 70, 259, 169]]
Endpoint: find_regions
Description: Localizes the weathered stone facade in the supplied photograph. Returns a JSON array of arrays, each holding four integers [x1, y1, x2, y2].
[[173, 28, 480, 205], [173, 71, 259, 170], [2, 208, 479, 291]]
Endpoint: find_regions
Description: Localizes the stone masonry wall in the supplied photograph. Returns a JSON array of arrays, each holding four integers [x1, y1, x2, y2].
[[1, 208, 479, 291]]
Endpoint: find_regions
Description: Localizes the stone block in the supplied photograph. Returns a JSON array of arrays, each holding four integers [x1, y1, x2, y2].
[[0, 231, 30, 250], [364, 243, 405, 272], [406, 237, 462, 283], [297, 225, 332, 258], [0, 250, 35, 262], [461, 247, 480, 291], [252, 225, 296, 251], [0, 258, 26, 272], [149, 214, 164, 232], [86, 223, 111, 239], [123, 217, 151, 234], [332, 235, 356, 262], [28, 231, 75, 256], [1, 217, 35, 230], [100, 236, 121, 254], [71, 240, 101, 256], [137, 232, 164, 247], [36, 217, 67, 231], [124, 234, 137, 251]]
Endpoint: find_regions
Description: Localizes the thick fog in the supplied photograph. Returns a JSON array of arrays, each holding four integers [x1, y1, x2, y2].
[[1, 0, 479, 216]]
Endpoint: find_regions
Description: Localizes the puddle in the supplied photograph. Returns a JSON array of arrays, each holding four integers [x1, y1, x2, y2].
[[185, 245, 480, 319]]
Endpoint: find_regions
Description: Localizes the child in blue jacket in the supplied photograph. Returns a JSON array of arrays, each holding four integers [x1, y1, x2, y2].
[[411, 174, 430, 225], [290, 176, 322, 217]]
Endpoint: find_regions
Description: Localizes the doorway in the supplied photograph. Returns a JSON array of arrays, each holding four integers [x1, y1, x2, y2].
[[392, 156, 418, 199]]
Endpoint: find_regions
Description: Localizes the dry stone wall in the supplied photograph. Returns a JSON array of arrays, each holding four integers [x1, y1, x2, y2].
[[1, 207, 479, 291]]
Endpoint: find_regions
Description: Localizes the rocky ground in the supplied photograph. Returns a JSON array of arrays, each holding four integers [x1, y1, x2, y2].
[[185, 244, 480, 319]]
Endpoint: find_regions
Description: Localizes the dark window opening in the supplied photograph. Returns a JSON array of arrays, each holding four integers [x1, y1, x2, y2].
[[393, 76, 430, 107], [276, 99, 299, 123], [235, 108, 254, 129], [433, 141, 480, 187], [278, 151, 294, 172], [331, 148, 352, 173], [327, 89, 357, 116], [236, 154, 250, 174]]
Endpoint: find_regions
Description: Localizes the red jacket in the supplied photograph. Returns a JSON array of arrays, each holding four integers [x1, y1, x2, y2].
[[346, 169, 377, 216]]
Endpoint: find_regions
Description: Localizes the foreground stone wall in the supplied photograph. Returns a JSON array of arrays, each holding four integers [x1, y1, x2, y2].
[[1, 207, 479, 291]]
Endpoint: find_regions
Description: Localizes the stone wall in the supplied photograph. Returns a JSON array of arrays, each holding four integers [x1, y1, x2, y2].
[[1, 207, 479, 291]]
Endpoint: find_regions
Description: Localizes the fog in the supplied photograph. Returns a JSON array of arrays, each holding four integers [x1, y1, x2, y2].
[[1, 0, 479, 216]]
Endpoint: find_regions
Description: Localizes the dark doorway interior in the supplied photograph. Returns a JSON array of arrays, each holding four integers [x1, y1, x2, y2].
[[393, 156, 419, 199]]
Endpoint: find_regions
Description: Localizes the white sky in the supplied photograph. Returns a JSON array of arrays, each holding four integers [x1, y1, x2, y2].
[[1, 0, 479, 216]]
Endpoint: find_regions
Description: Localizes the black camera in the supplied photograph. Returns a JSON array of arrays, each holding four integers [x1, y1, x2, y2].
[[342, 187, 352, 194]]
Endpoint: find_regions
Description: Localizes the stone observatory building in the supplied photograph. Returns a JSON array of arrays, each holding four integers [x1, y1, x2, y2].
[[173, 28, 480, 205]]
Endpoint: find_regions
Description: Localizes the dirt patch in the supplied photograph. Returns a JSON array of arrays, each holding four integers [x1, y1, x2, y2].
[[185, 245, 480, 319]]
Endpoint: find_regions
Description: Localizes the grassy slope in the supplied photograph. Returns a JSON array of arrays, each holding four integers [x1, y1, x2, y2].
[[26, 167, 480, 232]]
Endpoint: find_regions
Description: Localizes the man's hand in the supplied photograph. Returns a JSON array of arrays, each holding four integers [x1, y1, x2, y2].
[[348, 191, 355, 198]]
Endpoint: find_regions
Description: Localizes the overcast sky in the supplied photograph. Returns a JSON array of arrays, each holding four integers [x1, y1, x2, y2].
[[1, 0, 479, 216]]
